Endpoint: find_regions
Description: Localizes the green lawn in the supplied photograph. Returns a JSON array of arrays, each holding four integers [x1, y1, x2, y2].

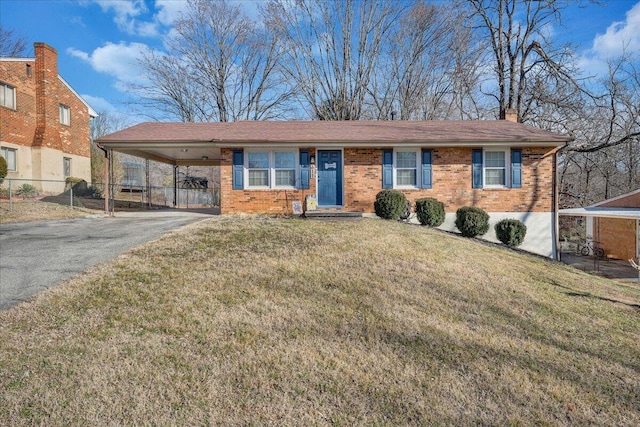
[[1, 217, 638, 425]]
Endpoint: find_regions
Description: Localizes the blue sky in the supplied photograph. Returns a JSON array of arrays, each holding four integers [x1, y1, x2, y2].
[[2, 0, 639, 124]]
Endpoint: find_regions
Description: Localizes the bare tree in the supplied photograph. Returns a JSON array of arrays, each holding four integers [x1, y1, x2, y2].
[[135, 0, 292, 122], [466, 0, 583, 122], [91, 111, 128, 185], [264, 0, 403, 120], [370, 1, 484, 120], [0, 25, 28, 57], [555, 51, 640, 210]]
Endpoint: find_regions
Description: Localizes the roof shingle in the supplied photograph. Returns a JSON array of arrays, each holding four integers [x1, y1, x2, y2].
[[97, 120, 572, 146]]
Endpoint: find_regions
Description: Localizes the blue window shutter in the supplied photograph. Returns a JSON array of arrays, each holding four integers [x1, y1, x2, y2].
[[382, 149, 393, 189], [421, 149, 432, 189], [232, 149, 243, 190], [472, 149, 483, 189], [511, 149, 522, 188], [299, 150, 310, 189]]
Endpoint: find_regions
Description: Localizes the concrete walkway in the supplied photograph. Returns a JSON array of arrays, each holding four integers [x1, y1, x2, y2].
[[560, 252, 640, 284], [0, 209, 216, 310]]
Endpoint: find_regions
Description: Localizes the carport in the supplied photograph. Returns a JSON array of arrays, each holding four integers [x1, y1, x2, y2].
[[558, 206, 640, 278], [96, 123, 222, 214]]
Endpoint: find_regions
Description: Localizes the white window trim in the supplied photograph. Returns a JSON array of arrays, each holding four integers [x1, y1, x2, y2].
[[1, 83, 16, 110], [483, 148, 510, 189], [244, 149, 299, 190], [1, 146, 17, 172], [59, 104, 71, 126], [393, 148, 420, 189]]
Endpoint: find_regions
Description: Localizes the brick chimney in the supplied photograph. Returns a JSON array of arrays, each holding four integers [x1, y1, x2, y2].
[[500, 108, 519, 123], [32, 42, 62, 149]]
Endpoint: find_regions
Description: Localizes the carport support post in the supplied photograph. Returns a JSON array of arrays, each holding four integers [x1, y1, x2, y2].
[[109, 149, 115, 216], [173, 165, 178, 207], [146, 158, 151, 209], [103, 149, 110, 214]]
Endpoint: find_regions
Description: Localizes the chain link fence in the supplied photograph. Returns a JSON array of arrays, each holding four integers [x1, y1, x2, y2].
[[1, 178, 220, 216]]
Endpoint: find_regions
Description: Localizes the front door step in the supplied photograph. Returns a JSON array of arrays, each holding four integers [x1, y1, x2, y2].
[[303, 211, 362, 220]]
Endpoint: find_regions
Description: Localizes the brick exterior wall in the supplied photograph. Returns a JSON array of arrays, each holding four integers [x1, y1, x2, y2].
[[598, 218, 637, 260], [1, 43, 92, 177], [221, 146, 556, 215], [0, 59, 36, 146]]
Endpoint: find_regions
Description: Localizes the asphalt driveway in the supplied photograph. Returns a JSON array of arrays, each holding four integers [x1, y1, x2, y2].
[[0, 210, 214, 310]]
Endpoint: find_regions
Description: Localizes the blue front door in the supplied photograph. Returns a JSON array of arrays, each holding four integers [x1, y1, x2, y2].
[[317, 150, 343, 206]]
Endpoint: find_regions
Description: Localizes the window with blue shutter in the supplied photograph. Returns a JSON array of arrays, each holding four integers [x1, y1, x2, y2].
[[472, 149, 483, 189], [421, 149, 432, 189], [232, 149, 243, 190], [299, 150, 310, 189], [382, 149, 393, 189], [511, 149, 522, 188]]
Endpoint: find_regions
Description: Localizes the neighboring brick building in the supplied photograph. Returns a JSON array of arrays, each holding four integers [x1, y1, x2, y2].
[[97, 117, 572, 257], [560, 189, 640, 261], [1, 42, 97, 192]]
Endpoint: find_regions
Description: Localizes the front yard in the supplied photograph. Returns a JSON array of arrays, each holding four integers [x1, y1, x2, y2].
[[1, 217, 638, 425]]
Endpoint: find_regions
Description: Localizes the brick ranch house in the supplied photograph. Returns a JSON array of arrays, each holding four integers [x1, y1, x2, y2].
[[1, 42, 97, 193], [97, 116, 572, 258]]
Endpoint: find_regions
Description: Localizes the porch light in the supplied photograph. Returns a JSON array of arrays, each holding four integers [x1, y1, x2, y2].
[[310, 155, 315, 165], [181, 149, 188, 152]]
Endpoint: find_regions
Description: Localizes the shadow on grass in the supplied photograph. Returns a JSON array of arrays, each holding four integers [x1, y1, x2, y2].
[[549, 280, 640, 310]]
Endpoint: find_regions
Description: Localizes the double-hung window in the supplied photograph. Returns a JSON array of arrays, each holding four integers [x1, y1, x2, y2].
[[382, 149, 432, 189], [1, 147, 17, 171], [395, 151, 418, 187], [246, 150, 298, 189], [274, 151, 296, 187], [59, 104, 70, 126], [247, 152, 270, 187], [484, 150, 507, 187], [0, 83, 16, 109], [472, 148, 521, 189]]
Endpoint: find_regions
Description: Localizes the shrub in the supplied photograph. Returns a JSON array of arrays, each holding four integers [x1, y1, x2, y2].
[[65, 176, 85, 185], [0, 156, 7, 184], [374, 190, 407, 220], [16, 183, 38, 198], [415, 197, 445, 227], [495, 219, 527, 247], [65, 177, 89, 196], [455, 206, 489, 237]]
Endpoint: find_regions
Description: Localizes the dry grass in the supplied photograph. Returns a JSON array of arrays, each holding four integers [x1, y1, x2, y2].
[[1, 217, 638, 425], [0, 200, 104, 223]]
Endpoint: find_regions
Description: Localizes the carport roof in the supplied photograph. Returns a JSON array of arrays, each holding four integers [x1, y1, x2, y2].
[[96, 120, 571, 166], [558, 207, 640, 219]]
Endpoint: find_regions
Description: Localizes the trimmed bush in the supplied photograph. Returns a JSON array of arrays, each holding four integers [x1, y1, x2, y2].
[[455, 206, 489, 237], [374, 190, 407, 220], [415, 197, 445, 227], [0, 156, 7, 184], [495, 219, 527, 247]]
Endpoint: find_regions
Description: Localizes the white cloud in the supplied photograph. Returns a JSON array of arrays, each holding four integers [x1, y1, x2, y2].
[[80, 94, 116, 113], [92, 0, 152, 35], [66, 42, 151, 90], [67, 48, 90, 62], [154, 0, 188, 26], [577, 2, 640, 80], [592, 1, 640, 57], [85, 0, 190, 38]]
